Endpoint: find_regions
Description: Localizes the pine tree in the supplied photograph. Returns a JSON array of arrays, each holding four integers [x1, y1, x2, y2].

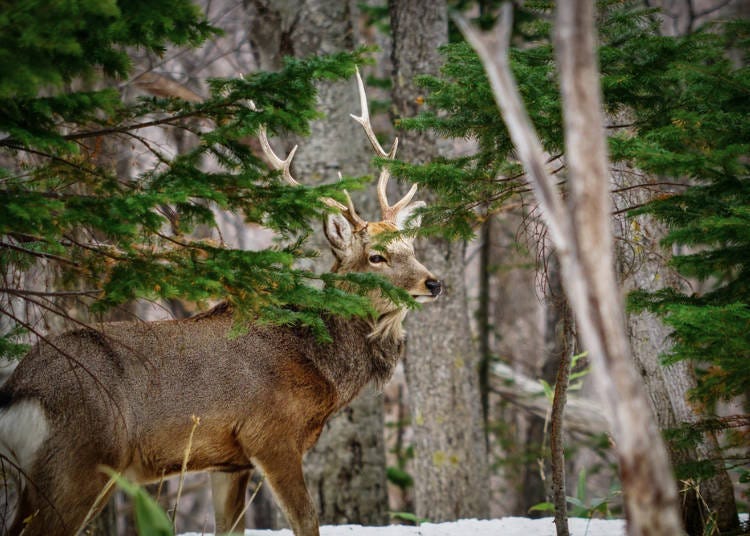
[[0, 1, 402, 358], [625, 17, 750, 510]]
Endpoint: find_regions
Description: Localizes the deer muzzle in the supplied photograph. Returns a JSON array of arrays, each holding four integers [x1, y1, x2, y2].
[[425, 278, 443, 297]]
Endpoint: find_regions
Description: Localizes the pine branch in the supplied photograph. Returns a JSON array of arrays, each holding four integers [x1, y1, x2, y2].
[[0, 240, 80, 267]]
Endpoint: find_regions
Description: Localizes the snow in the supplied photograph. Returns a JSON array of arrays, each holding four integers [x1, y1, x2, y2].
[[182, 517, 626, 536]]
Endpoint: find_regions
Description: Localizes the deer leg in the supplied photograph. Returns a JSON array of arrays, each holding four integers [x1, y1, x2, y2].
[[8, 465, 111, 536], [211, 469, 251, 534], [256, 454, 319, 536]]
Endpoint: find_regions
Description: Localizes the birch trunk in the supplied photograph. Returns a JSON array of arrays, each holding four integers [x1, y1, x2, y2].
[[456, 2, 683, 533]]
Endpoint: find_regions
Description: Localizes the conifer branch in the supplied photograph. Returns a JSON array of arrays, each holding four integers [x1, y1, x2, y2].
[[0, 240, 80, 267]]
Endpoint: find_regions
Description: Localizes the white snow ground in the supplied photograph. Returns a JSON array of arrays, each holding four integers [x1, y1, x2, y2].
[[183, 517, 627, 536]]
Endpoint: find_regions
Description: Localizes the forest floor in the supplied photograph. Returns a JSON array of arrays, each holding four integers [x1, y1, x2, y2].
[[182, 517, 626, 535]]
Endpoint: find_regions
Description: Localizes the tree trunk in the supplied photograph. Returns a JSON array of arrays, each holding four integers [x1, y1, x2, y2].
[[620, 202, 739, 533], [455, 2, 684, 533], [555, 4, 683, 533], [546, 253, 573, 536], [390, 0, 489, 521], [247, 0, 390, 526]]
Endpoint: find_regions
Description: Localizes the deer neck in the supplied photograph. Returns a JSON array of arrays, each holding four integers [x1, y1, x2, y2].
[[310, 312, 405, 407]]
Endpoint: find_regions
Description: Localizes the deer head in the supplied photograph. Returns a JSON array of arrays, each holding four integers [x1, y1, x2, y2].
[[257, 68, 442, 337]]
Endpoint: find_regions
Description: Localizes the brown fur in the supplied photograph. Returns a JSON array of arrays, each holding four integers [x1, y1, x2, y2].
[[0, 213, 439, 536]]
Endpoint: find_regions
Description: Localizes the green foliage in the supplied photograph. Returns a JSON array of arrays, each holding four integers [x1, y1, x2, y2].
[[0, 326, 30, 361], [529, 467, 621, 519], [539, 351, 590, 399], [104, 471, 174, 536], [389, 511, 428, 525], [621, 14, 750, 411], [0, 0, 216, 99], [386, 466, 414, 490], [0, 0, 391, 355]]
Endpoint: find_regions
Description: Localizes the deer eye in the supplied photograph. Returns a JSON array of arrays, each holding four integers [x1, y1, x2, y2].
[[369, 254, 387, 264]]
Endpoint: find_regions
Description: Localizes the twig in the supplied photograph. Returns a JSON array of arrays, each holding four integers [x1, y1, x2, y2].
[[173, 415, 201, 532], [228, 474, 265, 534], [0, 288, 100, 297], [77, 471, 119, 533]]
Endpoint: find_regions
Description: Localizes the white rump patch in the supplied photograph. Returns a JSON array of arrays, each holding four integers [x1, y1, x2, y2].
[[0, 399, 49, 472]]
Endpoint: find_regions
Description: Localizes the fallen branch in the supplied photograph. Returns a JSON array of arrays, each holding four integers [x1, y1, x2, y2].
[[490, 362, 610, 436]]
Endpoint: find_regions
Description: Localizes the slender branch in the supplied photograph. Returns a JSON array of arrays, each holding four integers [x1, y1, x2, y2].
[[0, 101, 231, 151], [0, 288, 100, 297], [550, 338, 572, 536], [1, 143, 102, 178], [693, 0, 733, 20], [611, 181, 688, 195], [490, 361, 610, 436], [612, 200, 660, 216], [122, 131, 173, 166], [453, 9, 572, 254], [0, 240, 80, 267], [60, 101, 233, 142]]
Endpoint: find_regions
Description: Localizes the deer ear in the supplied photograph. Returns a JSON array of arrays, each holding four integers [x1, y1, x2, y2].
[[395, 201, 425, 232], [324, 212, 354, 256]]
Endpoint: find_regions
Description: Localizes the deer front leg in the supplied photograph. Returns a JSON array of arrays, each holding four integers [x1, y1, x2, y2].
[[211, 470, 251, 534], [256, 454, 319, 536]]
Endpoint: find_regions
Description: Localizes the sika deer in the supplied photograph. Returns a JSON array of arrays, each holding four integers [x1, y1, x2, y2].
[[0, 68, 441, 536]]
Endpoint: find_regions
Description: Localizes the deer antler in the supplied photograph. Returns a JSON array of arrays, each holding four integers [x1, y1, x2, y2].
[[255, 114, 368, 232], [350, 67, 418, 224]]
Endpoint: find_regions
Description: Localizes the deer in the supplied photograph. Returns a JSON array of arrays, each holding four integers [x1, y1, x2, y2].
[[0, 68, 441, 536]]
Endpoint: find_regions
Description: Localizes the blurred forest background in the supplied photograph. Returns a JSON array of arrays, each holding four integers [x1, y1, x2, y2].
[[1, 0, 749, 535]]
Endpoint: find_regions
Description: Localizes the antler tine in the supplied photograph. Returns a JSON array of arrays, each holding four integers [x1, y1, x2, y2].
[[350, 66, 418, 224], [253, 94, 369, 232], [350, 66, 398, 159], [257, 124, 301, 187], [335, 172, 368, 232], [377, 167, 418, 223]]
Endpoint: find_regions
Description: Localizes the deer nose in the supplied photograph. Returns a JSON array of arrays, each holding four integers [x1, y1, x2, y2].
[[425, 279, 443, 297]]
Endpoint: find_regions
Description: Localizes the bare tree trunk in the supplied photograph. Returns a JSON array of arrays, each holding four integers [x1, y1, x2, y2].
[[455, 2, 684, 533], [390, 0, 489, 522], [246, 0, 390, 526], [478, 219, 492, 432], [546, 253, 572, 536]]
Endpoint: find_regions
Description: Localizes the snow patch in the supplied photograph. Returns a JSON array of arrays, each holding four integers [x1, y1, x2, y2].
[[182, 517, 627, 536]]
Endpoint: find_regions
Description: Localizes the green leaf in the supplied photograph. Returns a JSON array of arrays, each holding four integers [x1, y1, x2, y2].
[[539, 379, 554, 400], [102, 470, 173, 536], [528, 501, 555, 513], [389, 511, 429, 525], [386, 466, 414, 489]]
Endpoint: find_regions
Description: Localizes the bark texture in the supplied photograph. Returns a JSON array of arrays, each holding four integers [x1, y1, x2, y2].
[[247, 0, 389, 526], [390, 0, 489, 521]]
